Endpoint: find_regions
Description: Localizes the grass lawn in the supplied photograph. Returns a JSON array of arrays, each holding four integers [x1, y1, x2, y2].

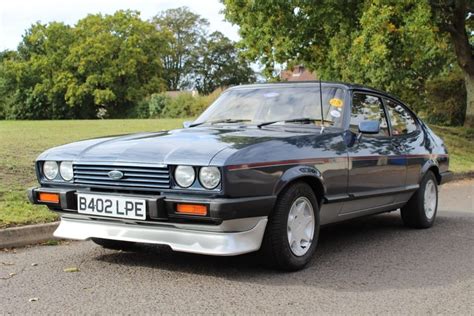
[[0, 119, 186, 228], [430, 126, 474, 174], [0, 120, 472, 228]]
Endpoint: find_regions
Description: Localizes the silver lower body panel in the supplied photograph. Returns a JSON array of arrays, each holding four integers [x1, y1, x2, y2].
[[54, 216, 268, 256]]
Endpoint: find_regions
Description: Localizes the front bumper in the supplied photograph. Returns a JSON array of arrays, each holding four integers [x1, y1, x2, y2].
[[27, 187, 275, 222], [28, 187, 274, 255], [54, 215, 268, 256]]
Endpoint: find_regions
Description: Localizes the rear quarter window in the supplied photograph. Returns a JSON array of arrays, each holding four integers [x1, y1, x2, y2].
[[385, 99, 417, 135]]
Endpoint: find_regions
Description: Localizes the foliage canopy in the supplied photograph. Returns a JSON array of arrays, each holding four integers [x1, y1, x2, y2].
[[0, 8, 255, 119], [222, 0, 472, 125]]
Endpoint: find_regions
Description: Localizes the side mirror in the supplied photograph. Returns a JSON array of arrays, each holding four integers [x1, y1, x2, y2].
[[182, 121, 193, 128], [358, 120, 380, 134]]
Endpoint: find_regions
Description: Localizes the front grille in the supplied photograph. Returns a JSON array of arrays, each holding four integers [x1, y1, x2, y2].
[[73, 163, 170, 190]]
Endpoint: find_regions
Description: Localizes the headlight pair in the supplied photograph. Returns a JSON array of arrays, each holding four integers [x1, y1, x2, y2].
[[43, 161, 73, 181], [174, 166, 221, 189]]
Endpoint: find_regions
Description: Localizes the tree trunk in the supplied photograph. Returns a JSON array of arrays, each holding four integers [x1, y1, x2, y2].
[[445, 0, 474, 127], [465, 73, 474, 127]]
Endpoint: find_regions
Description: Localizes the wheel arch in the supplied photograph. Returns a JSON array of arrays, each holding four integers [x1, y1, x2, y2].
[[421, 159, 441, 184], [273, 165, 326, 207]]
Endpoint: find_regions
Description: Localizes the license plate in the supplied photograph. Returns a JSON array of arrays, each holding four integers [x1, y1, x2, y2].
[[77, 193, 146, 220]]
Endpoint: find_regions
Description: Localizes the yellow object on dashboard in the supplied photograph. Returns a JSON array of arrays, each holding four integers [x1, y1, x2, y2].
[[329, 98, 344, 108]]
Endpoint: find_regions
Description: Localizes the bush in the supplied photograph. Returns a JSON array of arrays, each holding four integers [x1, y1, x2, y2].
[[424, 72, 466, 126], [149, 94, 170, 117], [131, 93, 169, 118], [190, 88, 223, 115], [160, 93, 195, 118], [130, 88, 223, 119]]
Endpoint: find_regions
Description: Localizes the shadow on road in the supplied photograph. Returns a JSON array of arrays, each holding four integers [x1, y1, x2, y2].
[[94, 211, 474, 292]]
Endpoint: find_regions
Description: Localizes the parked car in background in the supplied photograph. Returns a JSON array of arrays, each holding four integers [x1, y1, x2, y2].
[[28, 82, 451, 270]]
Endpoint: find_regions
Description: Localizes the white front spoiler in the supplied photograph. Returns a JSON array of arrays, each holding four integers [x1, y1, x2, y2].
[[54, 216, 268, 256]]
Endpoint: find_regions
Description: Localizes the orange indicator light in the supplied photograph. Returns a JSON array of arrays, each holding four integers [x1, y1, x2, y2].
[[176, 204, 207, 216], [38, 192, 60, 204]]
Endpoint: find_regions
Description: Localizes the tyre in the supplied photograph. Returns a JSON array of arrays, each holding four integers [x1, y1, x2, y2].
[[401, 171, 438, 228], [91, 238, 137, 251], [259, 182, 320, 271]]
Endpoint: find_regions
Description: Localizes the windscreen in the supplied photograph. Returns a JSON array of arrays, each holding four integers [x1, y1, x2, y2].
[[193, 86, 346, 127]]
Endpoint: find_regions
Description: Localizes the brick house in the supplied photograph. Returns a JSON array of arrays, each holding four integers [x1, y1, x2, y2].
[[280, 65, 317, 81]]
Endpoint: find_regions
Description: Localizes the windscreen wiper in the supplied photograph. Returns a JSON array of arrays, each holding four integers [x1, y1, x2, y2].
[[189, 119, 251, 128], [257, 118, 322, 128]]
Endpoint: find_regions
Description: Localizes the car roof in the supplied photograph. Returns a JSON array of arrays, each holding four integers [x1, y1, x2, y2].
[[227, 81, 404, 104]]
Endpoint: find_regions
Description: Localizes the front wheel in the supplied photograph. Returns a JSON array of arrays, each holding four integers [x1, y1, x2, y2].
[[401, 171, 438, 228], [259, 182, 320, 271]]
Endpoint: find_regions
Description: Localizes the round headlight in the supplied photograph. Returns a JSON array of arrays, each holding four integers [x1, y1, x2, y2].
[[199, 167, 221, 189], [60, 161, 73, 181], [174, 166, 195, 188], [43, 161, 59, 180]]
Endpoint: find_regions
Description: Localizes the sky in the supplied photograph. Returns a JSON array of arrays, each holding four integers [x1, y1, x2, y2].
[[0, 0, 240, 51]]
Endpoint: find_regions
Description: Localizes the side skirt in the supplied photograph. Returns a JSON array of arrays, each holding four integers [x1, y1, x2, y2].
[[320, 201, 406, 225], [320, 185, 418, 225]]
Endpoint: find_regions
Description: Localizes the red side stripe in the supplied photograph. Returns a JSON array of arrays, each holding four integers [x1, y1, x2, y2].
[[226, 154, 448, 171]]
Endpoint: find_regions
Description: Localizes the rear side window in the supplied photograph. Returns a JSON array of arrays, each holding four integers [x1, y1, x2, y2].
[[384, 99, 417, 135], [350, 93, 389, 136]]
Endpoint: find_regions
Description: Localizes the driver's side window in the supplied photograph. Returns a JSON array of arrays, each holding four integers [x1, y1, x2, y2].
[[350, 93, 389, 136]]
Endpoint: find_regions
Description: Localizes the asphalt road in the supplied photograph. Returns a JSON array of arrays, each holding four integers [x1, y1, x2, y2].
[[1, 179, 473, 314]]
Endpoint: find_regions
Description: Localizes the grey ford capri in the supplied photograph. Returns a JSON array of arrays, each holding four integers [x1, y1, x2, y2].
[[28, 82, 452, 271]]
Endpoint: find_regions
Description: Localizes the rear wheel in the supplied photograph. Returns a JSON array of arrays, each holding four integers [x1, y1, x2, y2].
[[91, 238, 137, 251], [259, 182, 320, 271], [401, 171, 438, 228]]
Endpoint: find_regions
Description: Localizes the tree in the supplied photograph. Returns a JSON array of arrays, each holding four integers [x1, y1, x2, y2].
[[0, 10, 170, 119], [65, 10, 169, 118], [1, 22, 76, 119], [0, 7, 254, 119], [0, 50, 19, 119], [153, 7, 209, 90], [222, 0, 362, 78], [330, 1, 453, 109], [222, 0, 467, 124], [187, 31, 255, 94], [430, 0, 474, 126]]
